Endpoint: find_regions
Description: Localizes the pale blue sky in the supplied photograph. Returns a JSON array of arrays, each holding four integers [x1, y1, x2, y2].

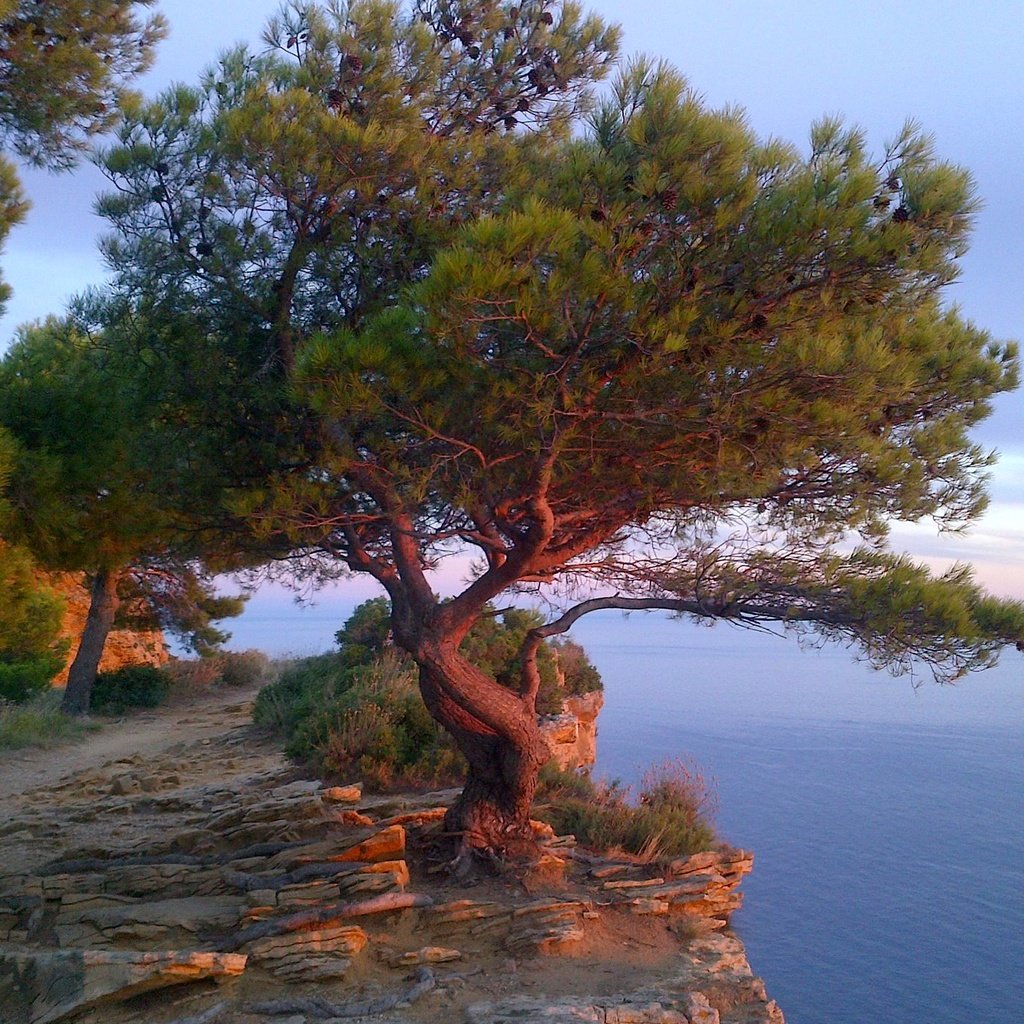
[[3, 1, 1022, 595]]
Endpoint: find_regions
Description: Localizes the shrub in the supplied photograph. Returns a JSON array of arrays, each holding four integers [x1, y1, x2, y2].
[[534, 758, 717, 860], [161, 657, 222, 692], [0, 543, 67, 702], [550, 638, 603, 697], [638, 758, 719, 828], [0, 690, 100, 749], [252, 652, 352, 735], [288, 652, 466, 789], [214, 649, 273, 687], [91, 664, 169, 713], [0, 653, 63, 703]]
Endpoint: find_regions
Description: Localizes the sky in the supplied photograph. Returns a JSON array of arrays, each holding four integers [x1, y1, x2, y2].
[[2, 0, 1022, 598]]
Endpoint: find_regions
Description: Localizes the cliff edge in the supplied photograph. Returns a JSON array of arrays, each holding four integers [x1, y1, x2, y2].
[[0, 685, 784, 1024]]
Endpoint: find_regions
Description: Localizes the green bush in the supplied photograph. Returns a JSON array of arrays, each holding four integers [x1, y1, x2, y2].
[[549, 638, 603, 698], [0, 689, 100, 749], [0, 653, 63, 703], [252, 652, 352, 735], [287, 652, 465, 789], [91, 664, 169, 713], [0, 543, 67, 702], [534, 759, 717, 860]]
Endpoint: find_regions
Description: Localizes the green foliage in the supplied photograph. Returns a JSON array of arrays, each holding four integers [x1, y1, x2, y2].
[[549, 638, 603, 697], [0, 320, 246, 709], [258, 598, 602, 788], [334, 596, 392, 667], [90, 664, 169, 714], [256, 648, 464, 789], [292, 651, 464, 789], [0, 690, 99, 750], [461, 607, 602, 713], [252, 652, 353, 735], [0, 657, 60, 704], [461, 607, 559, 713], [0, 318, 170, 573], [120, 568, 247, 657], [535, 759, 717, 859], [0, 0, 165, 312], [0, 0, 165, 168], [0, 541, 66, 702]]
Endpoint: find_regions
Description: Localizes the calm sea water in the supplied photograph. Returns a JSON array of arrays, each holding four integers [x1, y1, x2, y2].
[[226, 596, 1024, 1024]]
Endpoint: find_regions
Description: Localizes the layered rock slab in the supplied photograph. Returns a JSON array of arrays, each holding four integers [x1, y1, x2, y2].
[[0, 948, 245, 1024]]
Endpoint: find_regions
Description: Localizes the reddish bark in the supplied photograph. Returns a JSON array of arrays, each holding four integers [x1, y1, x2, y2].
[[414, 638, 549, 856]]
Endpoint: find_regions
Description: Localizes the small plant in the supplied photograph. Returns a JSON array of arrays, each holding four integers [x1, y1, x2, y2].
[[91, 664, 169, 713], [638, 758, 719, 830], [0, 690, 100, 749], [534, 757, 718, 860]]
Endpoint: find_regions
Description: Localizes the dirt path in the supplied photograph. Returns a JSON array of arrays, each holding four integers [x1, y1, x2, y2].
[[0, 684, 262, 804]]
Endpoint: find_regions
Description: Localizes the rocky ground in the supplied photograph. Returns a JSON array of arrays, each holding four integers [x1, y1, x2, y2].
[[0, 685, 784, 1024]]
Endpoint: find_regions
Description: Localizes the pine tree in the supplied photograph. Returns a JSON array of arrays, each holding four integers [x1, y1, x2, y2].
[[95, 4, 1024, 857], [0, 317, 243, 713]]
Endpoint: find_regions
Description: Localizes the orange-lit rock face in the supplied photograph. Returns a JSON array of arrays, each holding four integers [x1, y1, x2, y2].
[[47, 573, 169, 684], [539, 691, 604, 771]]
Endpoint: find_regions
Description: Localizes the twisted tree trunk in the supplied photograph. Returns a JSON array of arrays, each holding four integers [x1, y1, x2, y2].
[[416, 641, 549, 857]]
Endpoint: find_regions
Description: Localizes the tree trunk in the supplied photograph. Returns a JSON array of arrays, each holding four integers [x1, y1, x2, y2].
[[61, 568, 121, 716], [416, 645, 549, 857]]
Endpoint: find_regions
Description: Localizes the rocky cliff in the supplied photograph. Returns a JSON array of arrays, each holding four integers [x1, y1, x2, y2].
[[47, 574, 168, 685], [539, 690, 604, 771]]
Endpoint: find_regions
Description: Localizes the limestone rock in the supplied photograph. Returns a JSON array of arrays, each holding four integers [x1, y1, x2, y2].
[[385, 945, 462, 967], [627, 899, 670, 916], [506, 901, 585, 954], [681, 993, 720, 1024], [430, 900, 508, 929], [538, 691, 604, 771], [312, 825, 407, 865], [466, 996, 687, 1024], [321, 784, 362, 804], [246, 924, 367, 982], [0, 948, 245, 1024], [46, 572, 168, 686], [54, 895, 243, 949]]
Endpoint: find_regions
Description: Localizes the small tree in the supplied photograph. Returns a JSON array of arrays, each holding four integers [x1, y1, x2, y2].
[[0, 317, 243, 713], [97, 3, 1024, 857]]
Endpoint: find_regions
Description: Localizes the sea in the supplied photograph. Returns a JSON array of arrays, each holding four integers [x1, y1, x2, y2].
[[225, 593, 1024, 1024]]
